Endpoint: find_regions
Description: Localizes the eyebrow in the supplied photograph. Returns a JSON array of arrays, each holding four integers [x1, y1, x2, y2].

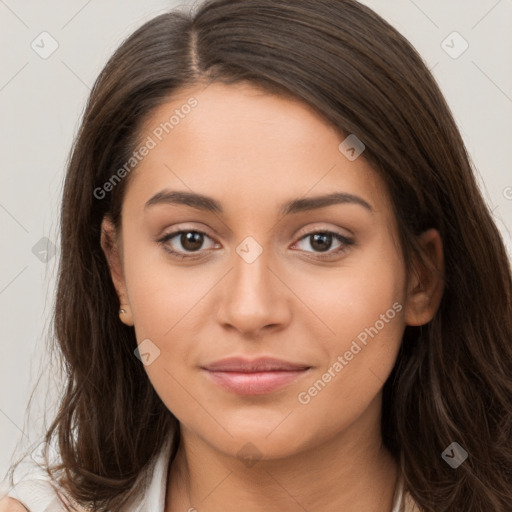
[[144, 189, 373, 215]]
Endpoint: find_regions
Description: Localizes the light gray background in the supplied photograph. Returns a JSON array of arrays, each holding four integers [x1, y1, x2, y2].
[[1, 0, 511, 480]]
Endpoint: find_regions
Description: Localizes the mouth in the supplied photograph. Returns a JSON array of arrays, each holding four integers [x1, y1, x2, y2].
[[200, 357, 312, 396]]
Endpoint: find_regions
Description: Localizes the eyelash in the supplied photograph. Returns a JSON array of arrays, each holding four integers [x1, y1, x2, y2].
[[157, 229, 355, 261]]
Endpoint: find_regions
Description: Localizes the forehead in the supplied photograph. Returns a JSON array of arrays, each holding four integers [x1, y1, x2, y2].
[[139, 81, 341, 160], [124, 81, 388, 218]]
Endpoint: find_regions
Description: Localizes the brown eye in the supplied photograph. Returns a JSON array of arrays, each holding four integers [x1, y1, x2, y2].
[[293, 231, 354, 259], [179, 231, 205, 252], [309, 233, 334, 252], [158, 230, 217, 259]]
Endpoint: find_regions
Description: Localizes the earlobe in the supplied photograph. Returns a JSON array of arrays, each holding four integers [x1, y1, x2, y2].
[[118, 304, 134, 326], [100, 216, 134, 326], [404, 228, 444, 326]]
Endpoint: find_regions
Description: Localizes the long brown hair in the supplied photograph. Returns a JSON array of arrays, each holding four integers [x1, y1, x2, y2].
[[11, 0, 512, 510]]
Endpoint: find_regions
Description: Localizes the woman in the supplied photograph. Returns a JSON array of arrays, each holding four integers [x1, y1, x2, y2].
[[2, 0, 511, 510]]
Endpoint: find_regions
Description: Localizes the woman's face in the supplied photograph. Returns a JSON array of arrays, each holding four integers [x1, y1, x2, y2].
[[109, 81, 410, 460]]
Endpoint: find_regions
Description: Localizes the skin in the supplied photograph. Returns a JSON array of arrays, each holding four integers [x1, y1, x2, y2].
[[0, 81, 443, 512], [0, 499, 27, 512]]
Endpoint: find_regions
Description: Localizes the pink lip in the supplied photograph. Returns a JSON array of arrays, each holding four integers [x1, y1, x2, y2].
[[201, 357, 311, 395]]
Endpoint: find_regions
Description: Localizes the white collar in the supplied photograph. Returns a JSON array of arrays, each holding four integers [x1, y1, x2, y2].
[[128, 441, 406, 512], [128, 438, 173, 512], [391, 473, 404, 512]]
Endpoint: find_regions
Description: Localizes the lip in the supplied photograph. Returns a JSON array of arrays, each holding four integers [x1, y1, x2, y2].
[[201, 357, 311, 395]]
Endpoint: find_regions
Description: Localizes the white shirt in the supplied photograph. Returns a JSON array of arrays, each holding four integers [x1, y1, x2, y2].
[[4, 440, 414, 511]]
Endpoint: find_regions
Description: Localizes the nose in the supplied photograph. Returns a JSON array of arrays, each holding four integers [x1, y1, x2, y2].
[[215, 246, 292, 337]]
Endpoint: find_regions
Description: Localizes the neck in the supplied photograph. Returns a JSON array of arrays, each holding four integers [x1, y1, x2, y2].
[[166, 396, 398, 512]]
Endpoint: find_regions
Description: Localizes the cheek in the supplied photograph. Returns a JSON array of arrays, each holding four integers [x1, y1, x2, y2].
[[292, 245, 406, 433], [288, 300, 405, 453], [122, 228, 212, 338], [121, 238, 220, 415], [293, 310, 404, 449], [293, 230, 405, 348]]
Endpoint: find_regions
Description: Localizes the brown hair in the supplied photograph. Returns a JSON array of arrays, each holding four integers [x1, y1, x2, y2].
[[11, 0, 512, 510]]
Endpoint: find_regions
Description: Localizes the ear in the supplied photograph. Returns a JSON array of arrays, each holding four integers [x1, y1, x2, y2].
[[404, 228, 444, 326], [100, 216, 134, 326]]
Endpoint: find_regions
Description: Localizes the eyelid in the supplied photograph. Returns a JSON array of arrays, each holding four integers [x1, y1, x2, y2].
[[158, 223, 217, 242], [294, 224, 353, 240]]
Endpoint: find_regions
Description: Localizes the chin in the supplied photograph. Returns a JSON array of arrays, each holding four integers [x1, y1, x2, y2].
[[195, 413, 322, 462]]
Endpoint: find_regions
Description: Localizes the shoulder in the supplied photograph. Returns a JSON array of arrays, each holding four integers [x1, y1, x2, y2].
[[0, 497, 29, 512], [402, 492, 422, 512], [2, 473, 80, 512]]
